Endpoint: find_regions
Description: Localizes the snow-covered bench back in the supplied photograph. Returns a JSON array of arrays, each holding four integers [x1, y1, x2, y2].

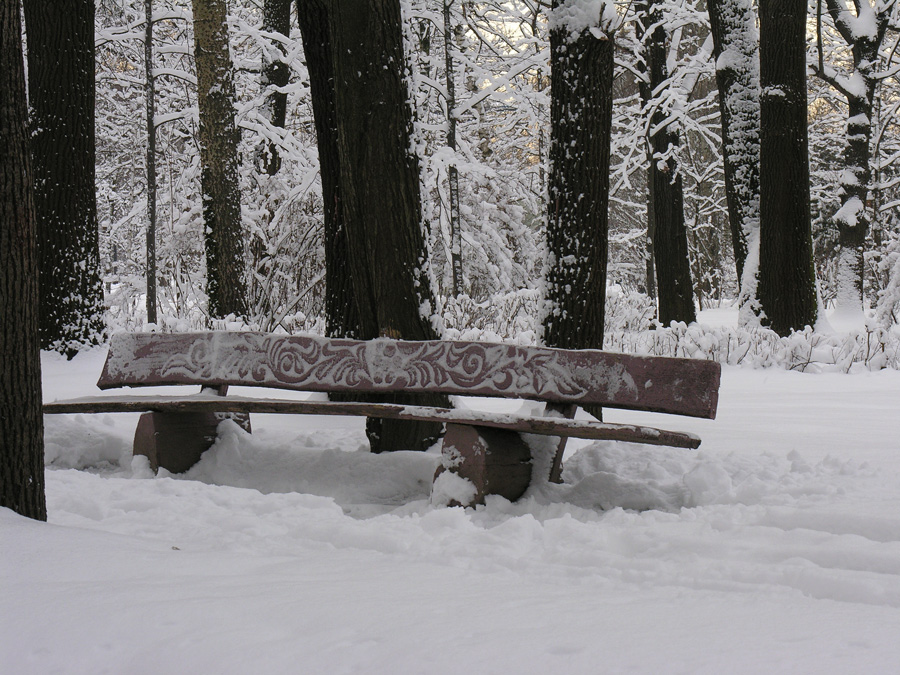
[[98, 332, 721, 419]]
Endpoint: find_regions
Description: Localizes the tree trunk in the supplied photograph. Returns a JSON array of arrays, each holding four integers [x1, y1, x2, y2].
[[261, 0, 291, 176], [23, 0, 105, 357], [646, 174, 657, 299], [192, 0, 248, 320], [327, 0, 448, 452], [637, 0, 696, 326], [544, 2, 613, 354], [296, 0, 359, 339], [145, 0, 158, 325], [815, 0, 889, 315], [443, 0, 463, 296], [1, 1, 47, 521], [757, 0, 818, 335], [707, 0, 761, 321], [836, 92, 874, 309], [328, 0, 437, 340]]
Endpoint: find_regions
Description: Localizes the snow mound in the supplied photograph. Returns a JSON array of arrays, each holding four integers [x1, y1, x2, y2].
[[44, 414, 131, 470], [184, 420, 440, 517]]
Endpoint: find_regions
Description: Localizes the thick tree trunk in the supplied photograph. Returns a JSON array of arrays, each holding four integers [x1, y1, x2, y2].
[[296, 0, 359, 339], [328, 0, 437, 340], [192, 0, 248, 319], [544, 3, 613, 354], [707, 0, 761, 320], [261, 0, 291, 176], [757, 0, 818, 335], [23, 0, 105, 357], [637, 0, 696, 326], [1, 2, 47, 521], [326, 0, 448, 451]]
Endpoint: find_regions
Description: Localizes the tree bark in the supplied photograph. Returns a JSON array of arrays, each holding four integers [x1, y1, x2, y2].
[[145, 0, 158, 325], [192, 0, 248, 319], [636, 0, 696, 326], [322, 0, 448, 451], [757, 0, 818, 335], [296, 0, 359, 339], [443, 0, 463, 296], [813, 1, 891, 314], [1, 1, 47, 521], [23, 0, 105, 357], [544, 3, 613, 353], [328, 0, 438, 340], [707, 0, 761, 320]]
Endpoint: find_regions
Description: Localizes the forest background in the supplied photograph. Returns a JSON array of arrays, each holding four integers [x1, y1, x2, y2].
[[81, 0, 899, 358]]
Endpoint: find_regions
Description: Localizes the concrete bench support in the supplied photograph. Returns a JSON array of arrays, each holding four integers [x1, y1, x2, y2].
[[436, 423, 533, 505]]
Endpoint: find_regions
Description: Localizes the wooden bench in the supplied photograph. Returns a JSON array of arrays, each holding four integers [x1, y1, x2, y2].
[[44, 331, 721, 506]]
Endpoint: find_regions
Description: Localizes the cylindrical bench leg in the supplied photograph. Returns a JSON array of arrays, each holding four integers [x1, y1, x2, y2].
[[134, 411, 222, 473], [434, 423, 533, 506]]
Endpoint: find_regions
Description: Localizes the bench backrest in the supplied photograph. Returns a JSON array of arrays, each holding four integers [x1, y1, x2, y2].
[[98, 332, 720, 419]]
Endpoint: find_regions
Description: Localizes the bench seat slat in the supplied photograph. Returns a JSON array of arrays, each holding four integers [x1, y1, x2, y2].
[[97, 332, 721, 419], [44, 395, 702, 449]]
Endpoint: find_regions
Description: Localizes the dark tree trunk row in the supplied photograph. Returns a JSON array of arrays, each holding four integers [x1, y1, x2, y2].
[[24, 0, 105, 356], [757, 0, 818, 335], [1, 1, 47, 521]]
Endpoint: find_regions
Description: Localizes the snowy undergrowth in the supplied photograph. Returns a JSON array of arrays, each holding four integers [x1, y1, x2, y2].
[[605, 321, 900, 371], [442, 290, 900, 370], [103, 287, 900, 371]]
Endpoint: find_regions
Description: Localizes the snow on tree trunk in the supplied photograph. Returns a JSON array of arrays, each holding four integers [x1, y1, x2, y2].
[[328, 0, 448, 452], [1, 1, 47, 521], [192, 0, 248, 320], [757, 0, 818, 336], [544, 0, 615, 354], [812, 0, 894, 326], [23, 0, 105, 356], [707, 0, 761, 326]]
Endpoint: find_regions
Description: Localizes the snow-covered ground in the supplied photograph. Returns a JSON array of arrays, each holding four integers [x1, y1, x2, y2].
[[4, 337, 900, 674]]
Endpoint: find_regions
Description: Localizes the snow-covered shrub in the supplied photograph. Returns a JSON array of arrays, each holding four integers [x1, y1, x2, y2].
[[441, 287, 899, 371], [441, 290, 541, 343], [604, 288, 656, 334], [605, 322, 899, 371]]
